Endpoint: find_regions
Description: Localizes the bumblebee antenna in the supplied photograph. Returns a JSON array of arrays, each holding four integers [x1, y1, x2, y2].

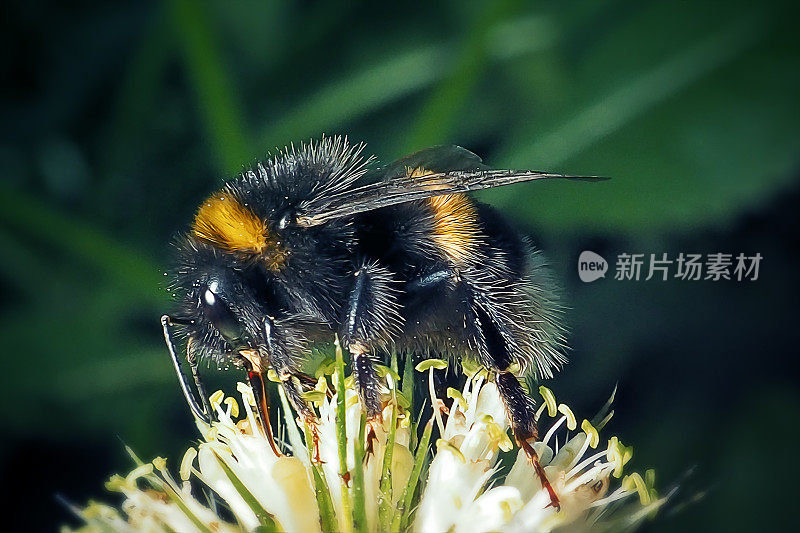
[[186, 338, 212, 419], [161, 315, 213, 424]]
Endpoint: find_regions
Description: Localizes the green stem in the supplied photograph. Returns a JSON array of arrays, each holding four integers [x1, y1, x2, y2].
[[378, 385, 399, 529], [304, 423, 337, 533], [351, 411, 368, 533], [394, 418, 435, 533], [402, 353, 417, 450], [404, 0, 518, 151], [334, 339, 354, 533], [401, 354, 413, 397]]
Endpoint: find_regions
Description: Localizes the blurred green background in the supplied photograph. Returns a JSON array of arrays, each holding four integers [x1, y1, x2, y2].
[[1, 0, 798, 531]]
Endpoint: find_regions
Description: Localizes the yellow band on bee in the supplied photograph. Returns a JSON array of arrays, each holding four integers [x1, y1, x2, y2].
[[192, 192, 287, 270]]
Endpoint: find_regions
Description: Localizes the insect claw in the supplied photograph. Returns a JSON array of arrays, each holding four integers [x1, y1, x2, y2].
[[519, 436, 561, 511], [364, 416, 381, 460]]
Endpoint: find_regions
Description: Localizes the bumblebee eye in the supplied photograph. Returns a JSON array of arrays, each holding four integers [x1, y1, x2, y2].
[[277, 211, 295, 230], [201, 283, 243, 343]]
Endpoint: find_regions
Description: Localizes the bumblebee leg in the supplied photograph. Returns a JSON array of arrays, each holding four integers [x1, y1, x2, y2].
[[350, 346, 384, 457], [457, 281, 561, 510], [496, 372, 560, 510], [341, 262, 403, 416], [349, 346, 383, 418], [161, 315, 212, 424], [341, 262, 403, 456]]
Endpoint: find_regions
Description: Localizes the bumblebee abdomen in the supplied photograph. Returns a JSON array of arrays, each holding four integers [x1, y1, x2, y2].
[[425, 193, 482, 266], [355, 173, 487, 271], [406, 166, 483, 267]]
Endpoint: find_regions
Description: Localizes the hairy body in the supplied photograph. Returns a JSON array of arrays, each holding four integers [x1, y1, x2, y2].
[[166, 137, 591, 507]]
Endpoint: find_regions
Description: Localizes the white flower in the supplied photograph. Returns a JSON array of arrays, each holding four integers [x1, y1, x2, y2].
[[67, 351, 663, 533], [315, 374, 414, 531], [413, 375, 662, 533], [415, 374, 511, 532]]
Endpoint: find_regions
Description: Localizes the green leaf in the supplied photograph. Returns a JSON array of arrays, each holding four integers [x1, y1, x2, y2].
[[258, 13, 560, 152], [491, 8, 798, 235], [170, 0, 250, 175]]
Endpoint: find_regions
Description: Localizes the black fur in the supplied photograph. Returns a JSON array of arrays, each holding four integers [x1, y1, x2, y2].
[[168, 136, 569, 440]]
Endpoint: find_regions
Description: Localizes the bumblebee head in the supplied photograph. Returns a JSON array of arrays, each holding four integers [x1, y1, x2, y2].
[[169, 232, 331, 373], [167, 137, 369, 367], [169, 241, 261, 363]]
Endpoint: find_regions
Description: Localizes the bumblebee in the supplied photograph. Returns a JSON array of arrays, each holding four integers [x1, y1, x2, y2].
[[162, 136, 600, 508]]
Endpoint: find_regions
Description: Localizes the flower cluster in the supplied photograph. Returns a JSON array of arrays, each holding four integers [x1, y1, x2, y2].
[[66, 347, 662, 533]]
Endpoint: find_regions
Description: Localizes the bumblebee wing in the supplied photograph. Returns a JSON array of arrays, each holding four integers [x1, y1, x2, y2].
[[297, 167, 605, 227], [367, 145, 488, 180]]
